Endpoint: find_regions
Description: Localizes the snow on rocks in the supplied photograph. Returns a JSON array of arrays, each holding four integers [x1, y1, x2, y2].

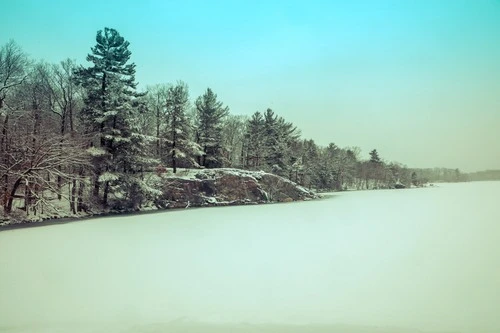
[[154, 168, 317, 209], [0, 168, 318, 228]]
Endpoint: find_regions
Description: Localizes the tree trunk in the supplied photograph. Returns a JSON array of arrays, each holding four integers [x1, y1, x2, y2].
[[202, 146, 207, 167], [69, 99, 74, 134], [103, 181, 109, 206], [77, 168, 85, 212], [92, 156, 100, 199], [1, 114, 9, 210], [172, 143, 177, 174], [57, 114, 66, 200], [5, 177, 23, 214], [156, 105, 160, 158], [24, 178, 30, 216], [70, 179, 77, 214], [93, 174, 100, 198], [57, 176, 62, 200], [33, 104, 40, 143], [172, 119, 177, 173], [100, 72, 107, 147]]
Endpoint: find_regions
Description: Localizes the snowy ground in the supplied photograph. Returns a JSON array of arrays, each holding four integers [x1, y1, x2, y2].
[[1, 181, 499, 333]]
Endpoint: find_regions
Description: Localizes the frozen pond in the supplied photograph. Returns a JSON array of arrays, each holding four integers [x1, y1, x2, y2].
[[1, 181, 499, 333]]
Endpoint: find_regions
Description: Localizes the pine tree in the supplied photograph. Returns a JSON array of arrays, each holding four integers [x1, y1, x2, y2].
[[164, 81, 200, 173], [195, 88, 229, 168], [338, 148, 359, 189], [367, 149, 384, 188], [369, 149, 381, 163], [411, 171, 418, 186], [261, 109, 299, 175], [75, 27, 153, 208], [144, 84, 169, 159], [298, 139, 319, 187], [243, 111, 265, 169], [274, 115, 300, 174], [263, 108, 280, 170], [319, 143, 341, 190]]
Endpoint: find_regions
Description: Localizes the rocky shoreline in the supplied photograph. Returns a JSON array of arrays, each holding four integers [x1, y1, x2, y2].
[[154, 168, 317, 208], [0, 168, 318, 229]]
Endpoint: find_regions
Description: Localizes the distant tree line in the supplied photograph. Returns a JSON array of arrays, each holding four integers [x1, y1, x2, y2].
[[466, 170, 500, 182], [409, 168, 469, 184], [0, 28, 470, 218]]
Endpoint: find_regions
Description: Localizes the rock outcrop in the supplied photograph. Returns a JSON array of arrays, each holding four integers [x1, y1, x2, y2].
[[154, 168, 317, 209], [0, 168, 318, 228]]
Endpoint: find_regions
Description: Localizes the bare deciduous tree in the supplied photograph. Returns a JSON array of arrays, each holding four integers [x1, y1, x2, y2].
[[0, 40, 28, 109], [0, 129, 90, 216], [0, 40, 29, 208]]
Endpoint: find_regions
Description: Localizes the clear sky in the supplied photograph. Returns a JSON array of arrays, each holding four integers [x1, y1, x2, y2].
[[2, 0, 499, 172]]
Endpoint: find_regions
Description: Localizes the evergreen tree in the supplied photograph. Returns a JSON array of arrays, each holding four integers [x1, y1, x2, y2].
[[75, 27, 153, 207], [411, 171, 418, 186], [369, 149, 381, 163], [367, 149, 385, 188], [274, 115, 300, 174], [319, 143, 341, 190], [195, 88, 229, 168], [242, 109, 299, 174], [243, 111, 265, 169], [164, 81, 200, 173], [299, 139, 319, 187], [260, 108, 300, 175], [144, 84, 169, 159], [332, 147, 359, 190], [263, 108, 280, 170]]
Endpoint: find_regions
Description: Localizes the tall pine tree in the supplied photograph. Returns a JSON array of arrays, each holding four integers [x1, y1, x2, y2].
[[164, 81, 201, 173], [243, 111, 265, 169], [75, 27, 153, 208], [261, 108, 299, 175], [195, 88, 229, 168], [263, 108, 280, 170]]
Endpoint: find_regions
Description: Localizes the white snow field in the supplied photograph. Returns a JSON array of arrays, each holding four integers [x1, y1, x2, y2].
[[1, 181, 499, 333]]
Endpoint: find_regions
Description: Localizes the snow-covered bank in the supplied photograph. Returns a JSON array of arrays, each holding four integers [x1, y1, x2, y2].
[[0, 168, 317, 228]]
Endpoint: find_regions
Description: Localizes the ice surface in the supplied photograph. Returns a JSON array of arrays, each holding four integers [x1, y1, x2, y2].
[[1, 182, 499, 333]]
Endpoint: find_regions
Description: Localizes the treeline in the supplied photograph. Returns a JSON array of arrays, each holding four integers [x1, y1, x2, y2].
[[409, 168, 468, 183], [0, 28, 466, 218], [467, 170, 500, 181]]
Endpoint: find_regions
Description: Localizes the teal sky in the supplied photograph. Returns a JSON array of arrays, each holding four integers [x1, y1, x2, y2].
[[2, 0, 500, 172]]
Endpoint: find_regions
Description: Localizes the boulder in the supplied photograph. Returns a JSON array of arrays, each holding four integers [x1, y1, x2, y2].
[[154, 168, 317, 209]]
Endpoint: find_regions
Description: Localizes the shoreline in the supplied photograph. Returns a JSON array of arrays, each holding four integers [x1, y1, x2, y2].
[[2, 177, 460, 233], [1, 168, 319, 232], [0, 196, 321, 233]]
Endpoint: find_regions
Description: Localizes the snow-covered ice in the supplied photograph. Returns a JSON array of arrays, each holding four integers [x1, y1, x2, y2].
[[1, 181, 499, 333]]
